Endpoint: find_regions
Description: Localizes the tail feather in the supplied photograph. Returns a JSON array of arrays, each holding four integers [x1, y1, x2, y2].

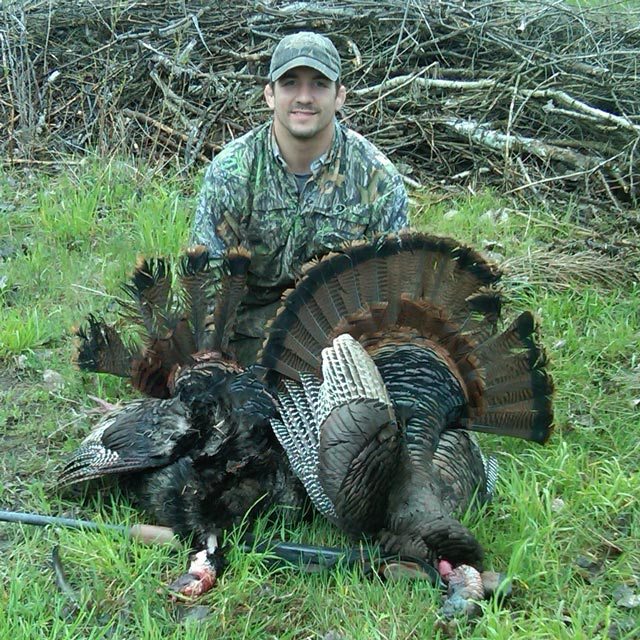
[[303, 266, 348, 330], [327, 254, 365, 317], [284, 296, 333, 346], [120, 256, 173, 337], [483, 354, 547, 387], [167, 319, 198, 364], [467, 311, 554, 442], [350, 248, 383, 303], [430, 253, 487, 315], [266, 327, 322, 376], [205, 247, 251, 355], [74, 314, 139, 378], [470, 409, 551, 442], [398, 242, 430, 299], [179, 245, 217, 352], [484, 373, 550, 405], [279, 278, 337, 340], [375, 249, 403, 322]]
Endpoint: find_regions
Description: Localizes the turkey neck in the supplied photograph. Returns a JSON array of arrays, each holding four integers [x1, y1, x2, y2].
[[372, 343, 484, 566], [372, 343, 468, 463]]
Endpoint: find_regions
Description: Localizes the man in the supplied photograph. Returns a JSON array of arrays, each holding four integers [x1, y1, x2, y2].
[[192, 31, 409, 365]]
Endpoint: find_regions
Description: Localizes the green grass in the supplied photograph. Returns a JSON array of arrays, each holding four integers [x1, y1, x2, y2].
[[1, 158, 639, 639]]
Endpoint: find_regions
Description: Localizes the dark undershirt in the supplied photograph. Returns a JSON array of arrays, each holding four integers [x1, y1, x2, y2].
[[293, 173, 311, 193]]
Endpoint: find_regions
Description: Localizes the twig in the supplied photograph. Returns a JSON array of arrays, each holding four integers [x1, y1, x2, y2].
[[122, 108, 220, 156], [2, 158, 83, 166], [351, 73, 495, 97], [525, 88, 640, 135], [443, 116, 609, 171]]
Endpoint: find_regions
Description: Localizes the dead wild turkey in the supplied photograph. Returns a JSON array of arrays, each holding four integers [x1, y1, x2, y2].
[[60, 246, 306, 595], [260, 231, 554, 611]]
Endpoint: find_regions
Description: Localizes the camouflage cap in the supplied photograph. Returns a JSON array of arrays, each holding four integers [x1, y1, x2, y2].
[[269, 31, 341, 82]]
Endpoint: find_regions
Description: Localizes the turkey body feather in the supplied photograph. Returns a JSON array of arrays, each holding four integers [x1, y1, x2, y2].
[[261, 231, 554, 570]]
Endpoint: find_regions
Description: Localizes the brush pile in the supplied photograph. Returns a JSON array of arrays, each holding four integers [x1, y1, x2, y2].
[[2, 0, 639, 214]]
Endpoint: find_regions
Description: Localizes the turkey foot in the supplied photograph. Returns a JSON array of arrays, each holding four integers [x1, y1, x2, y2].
[[86, 394, 121, 415], [168, 535, 221, 599], [438, 560, 512, 618]]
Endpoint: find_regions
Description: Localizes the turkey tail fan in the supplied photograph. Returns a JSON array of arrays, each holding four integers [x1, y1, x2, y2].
[[203, 247, 251, 356], [259, 231, 502, 384], [74, 314, 140, 378], [466, 311, 554, 444], [73, 247, 246, 399], [261, 231, 553, 444]]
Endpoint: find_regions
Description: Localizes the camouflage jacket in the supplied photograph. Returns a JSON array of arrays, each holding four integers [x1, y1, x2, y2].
[[191, 120, 409, 343]]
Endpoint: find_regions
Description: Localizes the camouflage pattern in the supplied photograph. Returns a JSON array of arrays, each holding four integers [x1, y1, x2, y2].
[[269, 32, 341, 82], [191, 120, 409, 363]]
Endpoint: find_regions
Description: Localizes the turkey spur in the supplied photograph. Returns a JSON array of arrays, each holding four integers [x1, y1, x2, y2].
[[60, 246, 306, 595], [261, 231, 554, 609]]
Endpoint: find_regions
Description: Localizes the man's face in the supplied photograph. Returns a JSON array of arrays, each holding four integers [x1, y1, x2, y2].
[[264, 66, 346, 141]]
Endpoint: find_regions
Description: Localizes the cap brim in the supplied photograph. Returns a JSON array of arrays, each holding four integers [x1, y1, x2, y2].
[[270, 56, 339, 82]]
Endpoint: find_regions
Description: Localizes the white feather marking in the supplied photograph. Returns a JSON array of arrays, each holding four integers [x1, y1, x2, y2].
[[272, 376, 337, 519], [317, 334, 392, 425]]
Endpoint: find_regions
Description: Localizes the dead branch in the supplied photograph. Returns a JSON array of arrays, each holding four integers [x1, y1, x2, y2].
[[0, 0, 638, 216]]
